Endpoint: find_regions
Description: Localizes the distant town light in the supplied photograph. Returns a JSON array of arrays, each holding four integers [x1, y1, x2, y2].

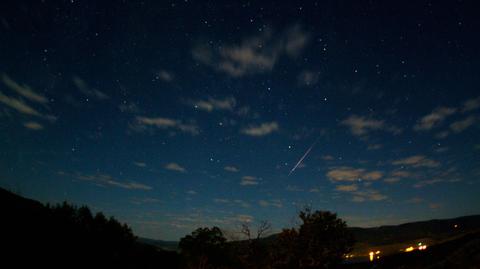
[[405, 246, 415, 252], [369, 250, 381, 261]]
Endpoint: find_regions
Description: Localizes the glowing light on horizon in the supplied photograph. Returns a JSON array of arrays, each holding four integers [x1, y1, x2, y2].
[[369, 250, 381, 261]]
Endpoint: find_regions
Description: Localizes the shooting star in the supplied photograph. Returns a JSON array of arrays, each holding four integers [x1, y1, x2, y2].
[[288, 138, 319, 176]]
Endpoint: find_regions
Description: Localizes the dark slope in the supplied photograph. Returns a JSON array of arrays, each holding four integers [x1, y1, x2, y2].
[[0, 187, 180, 269], [138, 215, 480, 252], [349, 215, 480, 246], [342, 230, 480, 268]]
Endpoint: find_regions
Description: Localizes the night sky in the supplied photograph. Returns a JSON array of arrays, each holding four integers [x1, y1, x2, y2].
[[1, 1, 479, 241]]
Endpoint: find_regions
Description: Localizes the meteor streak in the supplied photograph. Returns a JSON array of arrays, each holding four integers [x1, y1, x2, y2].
[[288, 138, 319, 176]]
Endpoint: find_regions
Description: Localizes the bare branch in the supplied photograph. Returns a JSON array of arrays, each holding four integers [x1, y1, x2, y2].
[[256, 220, 272, 239]]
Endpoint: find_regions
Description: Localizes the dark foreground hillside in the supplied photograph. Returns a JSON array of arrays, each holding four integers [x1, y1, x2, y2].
[[2, 187, 479, 269], [342, 230, 480, 269], [0, 188, 179, 269], [349, 214, 480, 246]]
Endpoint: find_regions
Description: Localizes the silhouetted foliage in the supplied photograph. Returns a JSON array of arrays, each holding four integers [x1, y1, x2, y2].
[[3, 187, 479, 269], [1, 188, 179, 269], [271, 208, 355, 269], [179, 226, 229, 269], [235, 221, 272, 269]]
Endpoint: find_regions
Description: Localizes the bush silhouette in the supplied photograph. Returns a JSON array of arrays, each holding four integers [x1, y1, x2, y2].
[[271, 208, 354, 269], [179, 226, 229, 269]]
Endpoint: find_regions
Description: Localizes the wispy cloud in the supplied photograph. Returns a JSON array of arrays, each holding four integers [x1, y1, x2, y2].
[[297, 70, 319, 87], [413, 176, 460, 188], [450, 115, 476, 133], [240, 176, 259, 186], [133, 116, 199, 135], [391, 170, 412, 178], [258, 199, 282, 208], [462, 97, 480, 112], [321, 155, 335, 161], [72, 76, 109, 100], [130, 197, 160, 205], [384, 177, 401, 183], [192, 96, 236, 112], [405, 197, 424, 204], [193, 24, 309, 77], [351, 189, 387, 202], [156, 70, 174, 82], [335, 184, 358, 192], [214, 198, 230, 204], [392, 155, 440, 168], [429, 203, 442, 209], [236, 214, 254, 223], [0, 74, 56, 126], [133, 161, 147, 167], [65, 172, 152, 190], [383, 170, 415, 184], [285, 185, 304, 192], [414, 107, 456, 131], [327, 166, 383, 182], [413, 179, 444, 188], [23, 121, 44, 130], [213, 198, 250, 208], [224, 166, 239, 172], [0, 91, 43, 117], [367, 144, 383, 150], [164, 162, 186, 173], [341, 115, 384, 136], [119, 102, 140, 113], [2, 74, 48, 104], [241, 122, 279, 136], [341, 115, 400, 136]]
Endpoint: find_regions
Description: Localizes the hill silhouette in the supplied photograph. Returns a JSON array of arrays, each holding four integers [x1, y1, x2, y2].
[[2, 187, 479, 268], [342, 230, 480, 268], [0, 187, 179, 269], [141, 215, 480, 253], [349, 215, 480, 246]]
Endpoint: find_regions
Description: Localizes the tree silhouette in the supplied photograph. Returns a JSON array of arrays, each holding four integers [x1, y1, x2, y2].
[[236, 220, 272, 269], [272, 208, 354, 269], [179, 226, 228, 269]]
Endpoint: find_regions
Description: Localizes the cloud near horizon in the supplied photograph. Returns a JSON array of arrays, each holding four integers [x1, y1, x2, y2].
[[61, 171, 152, 190], [392, 155, 440, 168], [327, 166, 383, 182]]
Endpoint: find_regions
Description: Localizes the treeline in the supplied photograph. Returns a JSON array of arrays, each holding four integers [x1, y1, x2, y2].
[[1, 187, 354, 268], [1, 188, 178, 269], [178, 209, 355, 269]]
